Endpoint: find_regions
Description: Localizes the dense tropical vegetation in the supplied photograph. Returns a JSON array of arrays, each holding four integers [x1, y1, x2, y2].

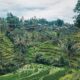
[[0, 0, 80, 80]]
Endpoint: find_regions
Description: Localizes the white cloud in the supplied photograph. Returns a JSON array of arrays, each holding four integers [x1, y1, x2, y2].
[[0, 0, 78, 23]]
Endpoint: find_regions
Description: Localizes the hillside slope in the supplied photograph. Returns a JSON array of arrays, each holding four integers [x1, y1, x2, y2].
[[0, 64, 80, 80]]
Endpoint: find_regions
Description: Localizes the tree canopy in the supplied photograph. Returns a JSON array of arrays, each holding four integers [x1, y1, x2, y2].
[[74, 0, 80, 28]]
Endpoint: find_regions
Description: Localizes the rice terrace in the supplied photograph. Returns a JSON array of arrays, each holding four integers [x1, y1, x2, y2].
[[0, 0, 80, 80]]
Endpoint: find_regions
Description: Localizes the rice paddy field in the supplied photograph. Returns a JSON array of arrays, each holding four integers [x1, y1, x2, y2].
[[0, 64, 80, 80]]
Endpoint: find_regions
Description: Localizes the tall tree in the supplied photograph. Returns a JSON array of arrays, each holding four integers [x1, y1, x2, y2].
[[74, 0, 80, 28], [55, 19, 64, 27], [6, 13, 20, 30]]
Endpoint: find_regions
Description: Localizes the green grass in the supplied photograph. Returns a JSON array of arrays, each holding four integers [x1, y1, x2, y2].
[[1, 64, 79, 80], [0, 31, 80, 80], [43, 70, 66, 80], [0, 64, 65, 80], [59, 69, 80, 80]]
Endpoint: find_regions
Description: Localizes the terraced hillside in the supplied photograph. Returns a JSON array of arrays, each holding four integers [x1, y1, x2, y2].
[[0, 63, 68, 80], [0, 31, 80, 80], [0, 1, 80, 78], [27, 31, 80, 67], [0, 64, 80, 80]]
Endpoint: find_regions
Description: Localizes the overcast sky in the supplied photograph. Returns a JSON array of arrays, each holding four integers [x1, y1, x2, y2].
[[0, 0, 78, 23]]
